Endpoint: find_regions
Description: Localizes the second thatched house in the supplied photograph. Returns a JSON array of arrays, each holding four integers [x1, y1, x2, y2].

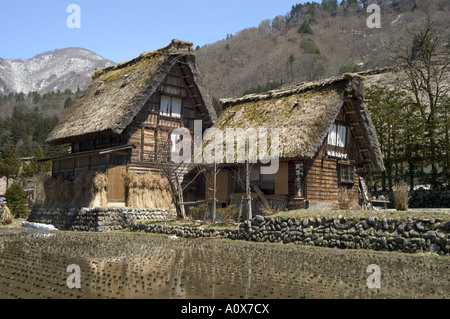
[[199, 72, 385, 214], [42, 40, 216, 209]]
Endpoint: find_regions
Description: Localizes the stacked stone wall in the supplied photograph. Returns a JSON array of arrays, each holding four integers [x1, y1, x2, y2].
[[132, 215, 450, 255], [28, 207, 176, 232]]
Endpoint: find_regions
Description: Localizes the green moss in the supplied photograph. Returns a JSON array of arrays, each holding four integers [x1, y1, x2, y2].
[[97, 51, 160, 83]]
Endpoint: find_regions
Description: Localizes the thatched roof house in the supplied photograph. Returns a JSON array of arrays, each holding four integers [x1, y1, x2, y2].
[[200, 73, 385, 212], [47, 39, 216, 145], [218, 73, 384, 171], [43, 39, 216, 209]]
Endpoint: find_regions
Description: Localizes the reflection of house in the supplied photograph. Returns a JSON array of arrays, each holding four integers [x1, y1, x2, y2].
[[43, 40, 216, 207], [202, 74, 385, 213], [86, 251, 177, 298]]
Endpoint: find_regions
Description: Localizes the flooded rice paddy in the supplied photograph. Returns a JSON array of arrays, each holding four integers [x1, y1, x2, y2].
[[0, 226, 449, 299]]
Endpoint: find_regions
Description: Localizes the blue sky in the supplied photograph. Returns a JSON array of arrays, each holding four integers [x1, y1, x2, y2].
[[0, 0, 307, 63]]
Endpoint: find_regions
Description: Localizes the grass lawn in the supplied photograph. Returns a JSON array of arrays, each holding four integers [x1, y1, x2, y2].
[[272, 208, 450, 220], [135, 208, 449, 231]]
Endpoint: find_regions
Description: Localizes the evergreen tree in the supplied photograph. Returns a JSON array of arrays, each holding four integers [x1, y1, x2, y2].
[[64, 96, 74, 108], [322, 0, 338, 14], [4, 182, 28, 218], [365, 85, 424, 190], [22, 147, 51, 178], [0, 143, 21, 188]]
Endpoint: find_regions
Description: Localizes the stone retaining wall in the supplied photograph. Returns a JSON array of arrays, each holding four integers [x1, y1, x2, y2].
[[28, 207, 450, 255], [28, 207, 176, 232], [131, 215, 450, 255]]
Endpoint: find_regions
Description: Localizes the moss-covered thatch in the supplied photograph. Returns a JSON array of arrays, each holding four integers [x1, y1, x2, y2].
[[217, 73, 384, 171], [46, 39, 216, 145]]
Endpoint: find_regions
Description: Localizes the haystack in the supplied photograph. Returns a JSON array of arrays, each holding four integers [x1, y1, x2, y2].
[[42, 171, 108, 209], [34, 173, 51, 207], [125, 171, 172, 209], [0, 204, 13, 225], [70, 172, 89, 207], [90, 172, 108, 208]]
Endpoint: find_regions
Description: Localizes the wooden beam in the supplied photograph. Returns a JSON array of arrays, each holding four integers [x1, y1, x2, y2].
[[253, 185, 270, 209], [179, 199, 215, 206]]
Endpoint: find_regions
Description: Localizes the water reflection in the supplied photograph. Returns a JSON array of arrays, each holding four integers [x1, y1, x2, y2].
[[0, 228, 448, 299]]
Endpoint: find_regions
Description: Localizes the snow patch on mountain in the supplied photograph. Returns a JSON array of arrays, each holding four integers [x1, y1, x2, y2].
[[0, 47, 115, 94]]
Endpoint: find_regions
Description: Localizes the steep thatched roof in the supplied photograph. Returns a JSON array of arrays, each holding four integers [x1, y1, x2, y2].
[[216, 73, 385, 171], [47, 40, 216, 145]]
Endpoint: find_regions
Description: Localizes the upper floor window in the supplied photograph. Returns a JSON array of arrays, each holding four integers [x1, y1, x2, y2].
[[327, 124, 346, 148], [160, 95, 181, 118]]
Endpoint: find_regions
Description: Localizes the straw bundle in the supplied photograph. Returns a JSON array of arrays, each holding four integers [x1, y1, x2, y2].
[[42, 171, 108, 209], [41, 169, 171, 209], [43, 177, 57, 208], [34, 173, 51, 207], [89, 172, 108, 208], [393, 182, 409, 211], [70, 172, 89, 207], [42, 176, 73, 208], [125, 171, 171, 209], [61, 178, 75, 207], [332, 186, 359, 210], [0, 204, 13, 225]]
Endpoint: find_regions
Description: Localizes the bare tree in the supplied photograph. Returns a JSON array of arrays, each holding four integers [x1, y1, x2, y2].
[[204, 161, 224, 223], [154, 132, 204, 220], [393, 17, 450, 189], [228, 162, 255, 222]]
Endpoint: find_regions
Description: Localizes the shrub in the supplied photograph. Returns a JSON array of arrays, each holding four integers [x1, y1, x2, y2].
[[297, 20, 314, 35], [300, 38, 321, 55], [260, 201, 286, 215], [189, 203, 208, 221], [216, 205, 240, 223], [393, 182, 410, 211], [338, 64, 363, 75], [5, 183, 28, 218], [336, 187, 357, 210]]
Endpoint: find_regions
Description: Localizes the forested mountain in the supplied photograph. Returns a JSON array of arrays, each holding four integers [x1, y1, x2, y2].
[[195, 0, 450, 101], [0, 90, 83, 157]]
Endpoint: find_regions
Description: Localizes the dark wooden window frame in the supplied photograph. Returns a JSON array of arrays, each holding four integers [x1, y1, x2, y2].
[[339, 163, 354, 185]]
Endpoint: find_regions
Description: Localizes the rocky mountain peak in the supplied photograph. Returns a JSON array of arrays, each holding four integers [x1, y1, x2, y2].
[[0, 47, 114, 94]]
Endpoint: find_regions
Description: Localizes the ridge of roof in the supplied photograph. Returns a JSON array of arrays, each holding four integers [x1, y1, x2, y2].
[[92, 39, 194, 80]]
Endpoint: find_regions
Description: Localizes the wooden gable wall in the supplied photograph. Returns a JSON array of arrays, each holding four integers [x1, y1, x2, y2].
[[128, 61, 202, 164], [302, 104, 364, 204]]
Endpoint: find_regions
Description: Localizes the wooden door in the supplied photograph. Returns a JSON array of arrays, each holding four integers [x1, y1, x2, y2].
[[107, 166, 126, 202], [275, 162, 289, 195], [205, 170, 229, 204]]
